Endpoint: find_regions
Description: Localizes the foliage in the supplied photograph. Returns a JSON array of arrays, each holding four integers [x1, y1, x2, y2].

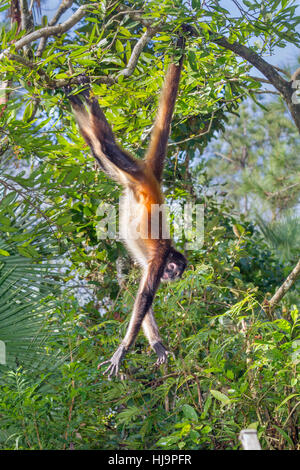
[[201, 95, 300, 272], [0, 194, 299, 450], [203, 98, 300, 218], [0, 189, 61, 369], [257, 213, 300, 264]]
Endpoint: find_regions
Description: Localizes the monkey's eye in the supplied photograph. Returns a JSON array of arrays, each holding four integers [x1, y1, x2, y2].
[[168, 262, 176, 271]]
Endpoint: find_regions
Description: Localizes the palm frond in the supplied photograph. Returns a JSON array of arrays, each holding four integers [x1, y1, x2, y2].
[[0, 248, 60, 369], [256, 214, 300, 262], [0, 182, 62, 371]]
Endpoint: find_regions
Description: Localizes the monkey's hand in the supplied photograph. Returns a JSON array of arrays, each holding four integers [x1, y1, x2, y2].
[[98, 344, 126, 378], [152, 341, 169, 366]]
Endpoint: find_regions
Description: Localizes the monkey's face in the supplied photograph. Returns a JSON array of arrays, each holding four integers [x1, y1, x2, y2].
[[161, 249, 187, 282]]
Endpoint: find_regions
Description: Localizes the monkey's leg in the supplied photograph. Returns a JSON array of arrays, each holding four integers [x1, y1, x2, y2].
[[98, 310, 168, 378], [66, 76, 143, 181], [142, 307, 169, 366]]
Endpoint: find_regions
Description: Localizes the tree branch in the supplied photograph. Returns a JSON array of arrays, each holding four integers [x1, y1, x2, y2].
[[273, 65, 290, 77], [247, 75, 271, 84], [0, 0, 26, 118], [116, 10, 289, 97], [214, 150, 235, 164], [212, 35, 289, 97], [254, 89, 280, 95], [105, 9, 300, 132], [117, 5, 151, 27], [6, 52, 115, 87], [0, 3, 95, 60], [264, 258, 300, 314], [168, 112, 215, 147], [20, 0, 33, 33], [8, 24, 158, 90], [36, 0, 74, 57], [118, 27, 157, 78], [202, 31, 300, 133]]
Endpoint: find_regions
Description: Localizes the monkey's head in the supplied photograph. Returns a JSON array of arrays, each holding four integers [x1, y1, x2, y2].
[[161, 248, 187, 282]]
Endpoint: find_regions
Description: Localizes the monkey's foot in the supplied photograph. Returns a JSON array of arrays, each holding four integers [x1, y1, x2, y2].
[[152, 342, 169, 366], [76, 74, 90, 97], [98, 344, 126, 378], [63, 74, 90, 101]]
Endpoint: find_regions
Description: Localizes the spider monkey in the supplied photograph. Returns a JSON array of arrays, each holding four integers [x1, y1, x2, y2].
[[66, 34, 188, 377]]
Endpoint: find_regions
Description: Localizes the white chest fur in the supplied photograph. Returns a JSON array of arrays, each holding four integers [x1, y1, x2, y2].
[[119, 189, 148, 268]]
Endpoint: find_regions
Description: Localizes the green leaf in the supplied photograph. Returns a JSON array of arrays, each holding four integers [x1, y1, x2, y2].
[[0, 249, 10, 256], [156, 435, 180, 447], [291, 307, 298, 324], [182, 404, 198, 421], [192, 0, 201, 8], [119, 27, 131, 37], [115, 39, 124, 54], [23, 101, 34, 121], [210, 389, 231, 405], [17, 245, 40, 258], [0, 192, 17, 208], [272, 425, 294, 447], [276, 393, 299, 410]]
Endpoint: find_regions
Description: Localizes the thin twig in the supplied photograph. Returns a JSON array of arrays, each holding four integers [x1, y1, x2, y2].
[[0, 177, 61, 241], [247, 75, 271, 84], [168, 112, 215, 147]]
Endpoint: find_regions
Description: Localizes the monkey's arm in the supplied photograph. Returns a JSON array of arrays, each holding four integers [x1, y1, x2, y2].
[[145, 44, 184, 182], [98, 256, 166, 377]]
